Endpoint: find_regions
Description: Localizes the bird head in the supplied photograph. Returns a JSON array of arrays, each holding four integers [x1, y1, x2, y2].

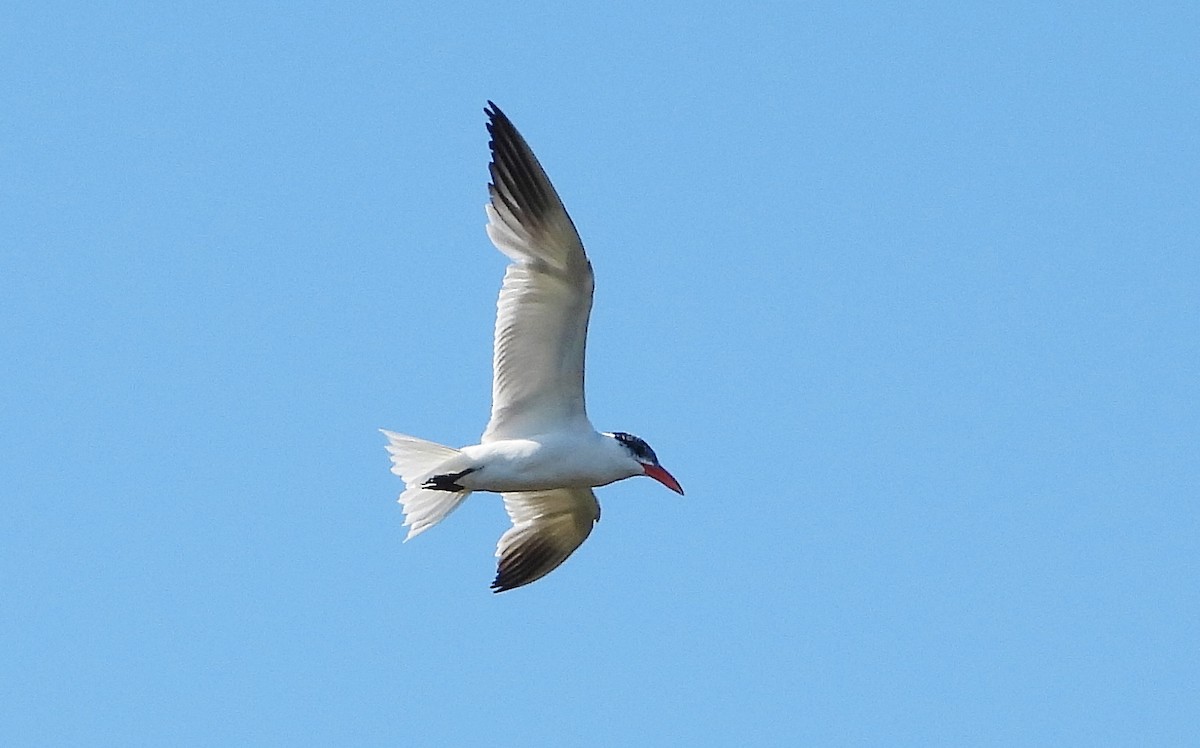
[[606, 431, 684, 495]]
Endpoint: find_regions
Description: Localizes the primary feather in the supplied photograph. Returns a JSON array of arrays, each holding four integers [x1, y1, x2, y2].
[[492, 488, 601, 592], [481, 102, 596, 442]]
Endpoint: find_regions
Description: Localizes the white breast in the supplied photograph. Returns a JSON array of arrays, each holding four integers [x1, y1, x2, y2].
[[460, 433, 637, 493]]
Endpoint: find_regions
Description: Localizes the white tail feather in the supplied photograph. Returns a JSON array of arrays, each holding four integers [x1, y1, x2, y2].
[[380, 429, 473, 540]]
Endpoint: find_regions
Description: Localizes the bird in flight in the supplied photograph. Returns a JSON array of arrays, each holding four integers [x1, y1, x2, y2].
[[382, 102, 683, 593]]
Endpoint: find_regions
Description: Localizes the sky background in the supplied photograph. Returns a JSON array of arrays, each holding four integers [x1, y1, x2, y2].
[[3, 2, 1198, 745]]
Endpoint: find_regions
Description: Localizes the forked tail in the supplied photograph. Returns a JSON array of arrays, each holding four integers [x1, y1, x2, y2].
[[380, 429, 474, 540]]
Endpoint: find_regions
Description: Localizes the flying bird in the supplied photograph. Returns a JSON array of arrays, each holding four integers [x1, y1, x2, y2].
[[382, 102, 683, 592]]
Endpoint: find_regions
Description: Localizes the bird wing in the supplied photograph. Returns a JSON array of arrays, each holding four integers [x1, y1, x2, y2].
[[492, 487, 601, 592], [480, 102, 595, 443]]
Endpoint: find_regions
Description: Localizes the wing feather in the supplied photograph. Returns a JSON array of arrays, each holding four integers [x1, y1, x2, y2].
[[481, 102, 595, 442], [492, 488, 601, 592]]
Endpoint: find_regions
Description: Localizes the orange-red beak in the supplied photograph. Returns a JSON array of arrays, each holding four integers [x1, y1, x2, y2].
[[643, 464, 684, 495]]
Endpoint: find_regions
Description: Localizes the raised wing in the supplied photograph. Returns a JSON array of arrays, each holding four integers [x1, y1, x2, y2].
[[492, 488, 601, 592], [481, 102, 595, 442]]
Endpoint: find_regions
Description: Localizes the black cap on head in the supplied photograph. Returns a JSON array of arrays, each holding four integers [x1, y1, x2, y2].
[[611, 432, 659, 464]]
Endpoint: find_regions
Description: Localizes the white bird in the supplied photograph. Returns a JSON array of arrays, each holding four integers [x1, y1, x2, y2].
[[382, 102, 683, 593]]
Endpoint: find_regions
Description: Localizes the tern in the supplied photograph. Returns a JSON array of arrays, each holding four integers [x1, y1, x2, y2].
[[382, 102, 683, 592]]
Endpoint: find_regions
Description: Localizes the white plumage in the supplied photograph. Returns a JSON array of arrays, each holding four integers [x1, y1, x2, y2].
[[383, 102, 682, 592]]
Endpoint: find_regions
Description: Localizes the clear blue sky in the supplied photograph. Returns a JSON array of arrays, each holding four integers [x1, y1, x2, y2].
[[3, 2, 1197, 745]]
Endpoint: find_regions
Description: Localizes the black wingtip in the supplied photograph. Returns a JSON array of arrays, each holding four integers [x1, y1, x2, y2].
[[483, 101, 503, 146], [484, 102, 512, 140], [490, 571, 521, 594], [490, 538, 560, 593], [490, 567, 513, 593]]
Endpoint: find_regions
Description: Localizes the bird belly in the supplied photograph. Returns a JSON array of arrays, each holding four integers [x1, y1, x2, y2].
[[458, 437, 623, 493]]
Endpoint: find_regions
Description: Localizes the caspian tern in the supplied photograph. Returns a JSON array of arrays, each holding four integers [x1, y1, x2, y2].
[[382, 102, 683, 593]]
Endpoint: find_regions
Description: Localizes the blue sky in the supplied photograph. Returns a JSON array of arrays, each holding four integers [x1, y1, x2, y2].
[[3, 2, 1198, 745]]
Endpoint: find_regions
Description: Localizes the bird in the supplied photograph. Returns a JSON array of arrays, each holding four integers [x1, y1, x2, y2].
[[382, 101, 683, 593]]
